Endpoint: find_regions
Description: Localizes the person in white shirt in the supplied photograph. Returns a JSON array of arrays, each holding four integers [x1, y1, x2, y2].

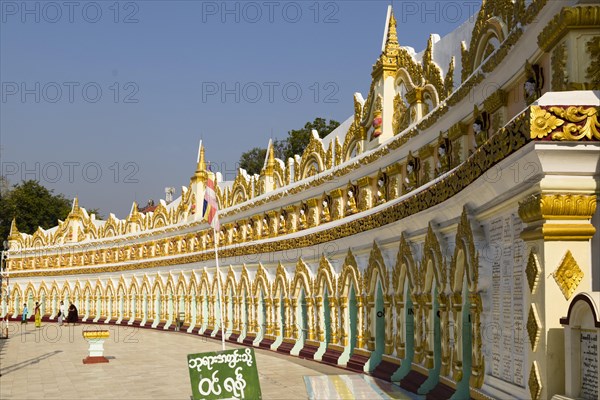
[[58, 300, 65, 326]]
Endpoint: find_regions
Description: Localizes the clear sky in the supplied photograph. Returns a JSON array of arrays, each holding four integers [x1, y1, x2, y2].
[[1, 0, 480, 218]]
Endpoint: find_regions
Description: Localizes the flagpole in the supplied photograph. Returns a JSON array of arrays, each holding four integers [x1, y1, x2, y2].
[[212, 227, 226, 352]]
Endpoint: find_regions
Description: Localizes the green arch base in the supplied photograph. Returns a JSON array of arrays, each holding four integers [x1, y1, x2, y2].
[[450, 290, 472, 400], [392, 294, 415, 381], [417, 291, 441, 395]]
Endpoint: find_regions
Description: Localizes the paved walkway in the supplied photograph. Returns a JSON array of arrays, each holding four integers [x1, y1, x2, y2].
[[0, 322, 418, 399]]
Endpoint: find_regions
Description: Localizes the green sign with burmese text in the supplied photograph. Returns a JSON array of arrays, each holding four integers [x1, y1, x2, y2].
[[187, 347, 262, 400]]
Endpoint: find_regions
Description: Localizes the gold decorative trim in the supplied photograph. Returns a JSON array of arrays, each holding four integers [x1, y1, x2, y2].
[[521, 223, 596, 241], [527, 304, 542, 352], [551, 43, 567, 91], [586, 37, 600, 89], [483, 89, 507, 115], [526, 251, 541, 294], [553, 250, 584, 300], [530, 106, 600, 141], [528, 361, 542, 400], [538, 5, 600, 52], [10, 110, 533, 278], [519, 193, 597, 222]]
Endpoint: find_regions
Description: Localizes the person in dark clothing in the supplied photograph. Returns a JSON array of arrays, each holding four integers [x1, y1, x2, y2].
[[67, 302, 78, 324]]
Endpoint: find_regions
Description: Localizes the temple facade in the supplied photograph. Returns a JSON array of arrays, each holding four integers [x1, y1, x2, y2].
[[2, 1, 599, 399]]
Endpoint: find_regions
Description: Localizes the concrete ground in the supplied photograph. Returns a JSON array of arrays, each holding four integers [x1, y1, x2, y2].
[[0, 321, 350, 399]]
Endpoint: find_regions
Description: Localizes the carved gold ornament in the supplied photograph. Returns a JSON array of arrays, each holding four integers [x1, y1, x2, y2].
[[553, 250, 584, 300], [526, 251, 541, 293], [538, 5, 600, 52], [519, 193, 597, 223], [530, 106, 600, 141], [527, 304, 542, 352], [586, 37, 600, 89], [530, 106, 564, 139], [529, 361, 542, 400]]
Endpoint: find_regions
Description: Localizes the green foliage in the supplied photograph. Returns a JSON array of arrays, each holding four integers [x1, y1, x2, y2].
[[86, 208, 103, 220], [0, 180, 72, 241], [239, 147, 267, 176], [237, 118, 340, 175], [283, 117, 340, 160]]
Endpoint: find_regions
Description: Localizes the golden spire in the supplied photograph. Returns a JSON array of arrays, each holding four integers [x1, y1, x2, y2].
[[263, 139, 276, 175], [384, 7, 399, 57], [131, 202, 139, 215], [67, 197, 83, 220], [191, 140, 208, 183], [9, 218, 19, 237]]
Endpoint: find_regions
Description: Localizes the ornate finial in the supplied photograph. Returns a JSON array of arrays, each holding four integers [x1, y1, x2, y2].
[[263, 139, 276, 175], [131, 202, 139, 215], [191, 140, 208, 183], [72, 197, 79, 211], [9, 218, 19, 236], [197, 140, 206, 172], [384, 7, 399, 57]]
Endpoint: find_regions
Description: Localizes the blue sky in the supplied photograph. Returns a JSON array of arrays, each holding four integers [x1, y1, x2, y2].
[[1, 0, 480, 218]]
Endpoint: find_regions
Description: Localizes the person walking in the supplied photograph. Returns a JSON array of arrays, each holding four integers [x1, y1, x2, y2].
[[34, 301, 42, 328], [58, 300, 65, 326], [21, 303, 28, 324]]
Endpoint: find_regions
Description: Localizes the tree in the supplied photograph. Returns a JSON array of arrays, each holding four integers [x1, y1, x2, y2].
[[239, 147, 267, 176], [0, 180, 72, 241], [283, 117, 340, 160], [238, 139, 287, 176], [237, 118, 340, 175]]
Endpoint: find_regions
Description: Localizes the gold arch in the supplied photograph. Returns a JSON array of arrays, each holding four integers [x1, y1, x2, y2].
[[365, 241, 389, 294], [393, 233, 416, 295], [273, 262, 289, 298], [224, 266, 237, 295], [421, 224, 445, 292], [253, 264, 271, 297], [291, 258, 313, 297], [316, 255, 335, 296], [298, 134, 326, 180], [338, 249, 361, 296]]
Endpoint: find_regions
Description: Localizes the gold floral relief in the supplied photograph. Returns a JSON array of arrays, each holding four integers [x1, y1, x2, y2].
[[530, 105, 600, 141], [526, 250, 541, 293], [553, 250, 584, 300], [586, 37, 600, 89], [527, 304, 542, 352], [529, 361, 542, 400]]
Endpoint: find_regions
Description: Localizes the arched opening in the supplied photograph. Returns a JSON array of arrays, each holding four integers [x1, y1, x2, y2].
[[165, 284, 174, 327], [418, 282, 442, 394], [226, 286, 234, 336], [105, 286, 114, 323], [366, 280, 386, 372], [240, 287, 249, 340], [201, 294, 209, 333], [93, 287, 102, 322], [291, 288, 308, 356], [212, 288, 222, 337], [82, 288, 91, 321], [393, 280, 415, 380], [140, 285, 149, 325], [339, 284, 358, 365], [322, 286, 331, 344], [117, 286, 126, 323], [73, 287, 81, 312], [128, 287, 136, 324], [152, 286, 162, 327], [11, 288, 21, 318], [39, 288, 48, 317], [25, 288, 35, 319], [253, 289, 266, 345], [452, 278, 473, 399]]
